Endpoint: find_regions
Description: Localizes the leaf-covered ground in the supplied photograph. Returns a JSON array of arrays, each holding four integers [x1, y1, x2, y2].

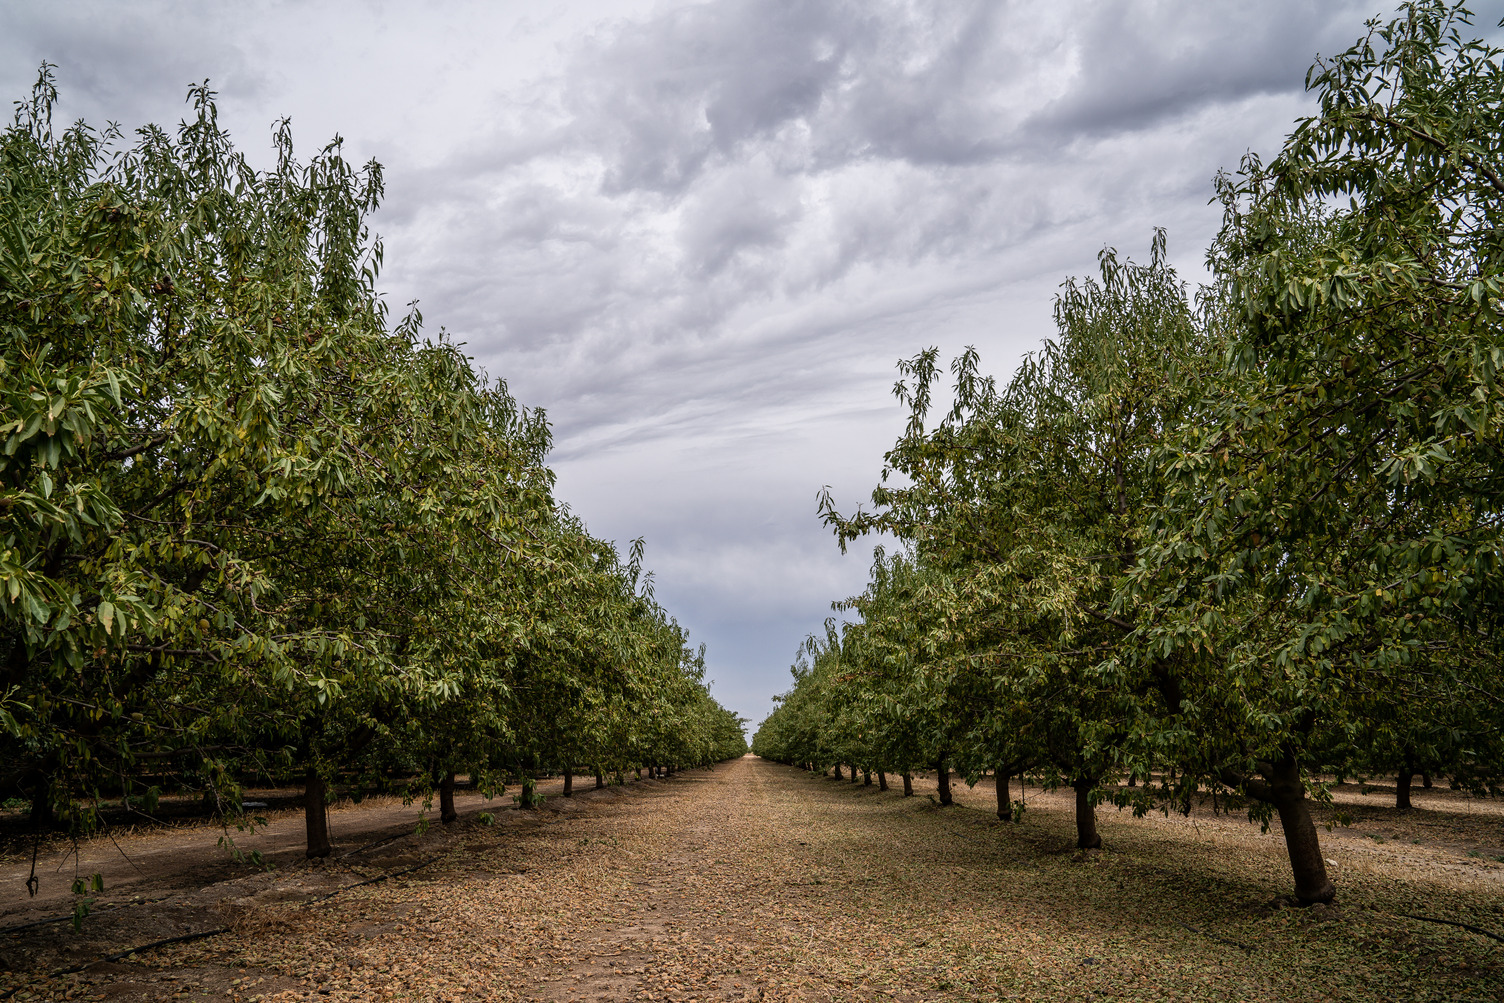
[[3, 757, 1501, 1001]]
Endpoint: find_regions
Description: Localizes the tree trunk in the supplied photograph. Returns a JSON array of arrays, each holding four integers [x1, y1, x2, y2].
[[1263, 758, 1335, 904], [833, 763, 842, 780], [878, 771, 888, 791], [936, 760, 953, 806], [996, 768, 1010, 821], [635, 767, 642, 778], [1072, 778, 1101, 849], [902, 772, 913, 797], [29, 779, 53, 830], [304, 770, 331, 858], [849, 765, 859, 784], [563, 766, 573, 797], [1396, 764, 1414, 811], [595, 769, 605, 790], [439, 772, 457, 823], [862, 768, 871, 786], [1422, 772, 1432, 788]]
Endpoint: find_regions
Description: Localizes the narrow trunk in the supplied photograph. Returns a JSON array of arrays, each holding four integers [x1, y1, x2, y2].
[[304, 770, 331, 858], [1396, 764, 1414, 811], [996, 769, 1010, 821], [863, 769, 872, 787], [878, 771, 888, 791], [902, 772, 913, 797], [29, 780, 53, 830], [1072, 778, 1101, 849], [439, 772, 457, 823], [1263, 758, 1335, 904], [563, 767, 574, 797], [1422, 772, 1433, 789], [635, 767, 642, 778], [833, 763, 843, 780], [936, 760, 953, 806], [850, 766, 859, 784], [595, 769, 605, 790]]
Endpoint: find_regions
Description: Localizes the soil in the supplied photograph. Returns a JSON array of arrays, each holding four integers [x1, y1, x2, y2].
[[1, 759, 1500, 1002]]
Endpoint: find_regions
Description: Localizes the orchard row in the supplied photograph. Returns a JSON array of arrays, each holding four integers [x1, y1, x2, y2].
[[0, 68, 746, 878], [754, 2, 1504, 907]]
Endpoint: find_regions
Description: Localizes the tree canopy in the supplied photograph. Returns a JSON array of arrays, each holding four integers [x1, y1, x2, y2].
[[756, 0, 1504, 906], [1, 67, 745, 877]]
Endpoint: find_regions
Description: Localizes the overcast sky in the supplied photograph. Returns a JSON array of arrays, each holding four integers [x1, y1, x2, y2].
[[6, 1, 1500, 730]]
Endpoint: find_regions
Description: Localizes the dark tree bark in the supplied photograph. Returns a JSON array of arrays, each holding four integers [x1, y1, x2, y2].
[[563, 766, 573, 797], [1396, 763, 1414, 811], [29, 778, 53, 830], [996, 769, 1011, 821], [439, 772, 457, 823], [1271, 785, 1334, 903], [936, 760, 953, 806], [304, 770, 331, 858], [902, 772, 913, 797], [878, 771, 888, 791], [1073, 778, 1101, 849], [1422, 772, 1433, 788], [849, 765, 859, 784], [862, 769, 871, 786], [595, 769, 605, 790], [1227, 756, 1335, 904], [833, 763, 843, 780]]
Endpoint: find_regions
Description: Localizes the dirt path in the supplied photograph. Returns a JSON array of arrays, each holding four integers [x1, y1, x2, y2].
[[3, 758, 1501, 1002]]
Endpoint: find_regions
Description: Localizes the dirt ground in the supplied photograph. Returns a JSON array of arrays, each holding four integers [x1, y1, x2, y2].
[[1, 758, 1501, 1002]]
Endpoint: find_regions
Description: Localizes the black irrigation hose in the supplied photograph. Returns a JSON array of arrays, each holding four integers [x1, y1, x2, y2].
[[0, 856, 444, 1000], [298, 855, 443, 907], [1394, 911, 1504, 946], [0, 895, 176, 937]]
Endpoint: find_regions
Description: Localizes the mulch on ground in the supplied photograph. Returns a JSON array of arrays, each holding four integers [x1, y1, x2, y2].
[[2, 759, 1500, 1002]]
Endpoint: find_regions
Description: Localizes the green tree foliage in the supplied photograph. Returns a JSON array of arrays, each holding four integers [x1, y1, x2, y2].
[[0, 69, 744, 870], [759, 2, 1504, 905]]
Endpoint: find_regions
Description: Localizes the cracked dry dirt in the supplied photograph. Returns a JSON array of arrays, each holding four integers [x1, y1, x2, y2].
[[3, 755, 1503, 1002]]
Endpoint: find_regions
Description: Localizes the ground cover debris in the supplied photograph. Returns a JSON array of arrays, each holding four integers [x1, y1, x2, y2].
[[3, 757, 1500, 1002]]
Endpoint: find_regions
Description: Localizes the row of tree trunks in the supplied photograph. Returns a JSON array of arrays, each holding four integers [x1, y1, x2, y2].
[[295, 758, 733, 859]]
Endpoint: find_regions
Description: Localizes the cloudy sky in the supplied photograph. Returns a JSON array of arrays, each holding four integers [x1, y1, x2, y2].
[[6, 0, 1500, 729]]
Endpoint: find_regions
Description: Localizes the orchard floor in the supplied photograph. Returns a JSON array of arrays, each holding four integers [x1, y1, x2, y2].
[[1, 757, 1501, 1002]]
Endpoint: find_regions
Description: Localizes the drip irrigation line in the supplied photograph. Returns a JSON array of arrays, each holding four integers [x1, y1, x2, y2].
[[299, 855, 443, 906], [0, 896, 176, 937], [339, 830, 410, 859], [0, 927, 230, 1001], [0, 856, 443, 1000], [1394, 911, 1504, 945]]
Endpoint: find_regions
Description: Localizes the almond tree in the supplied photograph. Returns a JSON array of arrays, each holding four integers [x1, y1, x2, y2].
[[1129, 0, 1504, 904]]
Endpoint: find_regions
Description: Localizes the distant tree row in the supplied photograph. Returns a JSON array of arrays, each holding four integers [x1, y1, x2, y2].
[[0, 67, 745, 878], [755, 1, 1504, 907]]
